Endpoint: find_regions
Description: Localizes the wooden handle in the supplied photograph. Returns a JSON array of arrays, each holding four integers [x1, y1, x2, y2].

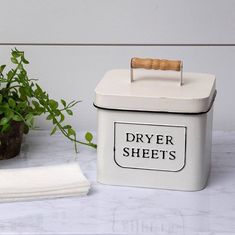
[[130, 57, 183, 85], [131, 57, 181, 71]]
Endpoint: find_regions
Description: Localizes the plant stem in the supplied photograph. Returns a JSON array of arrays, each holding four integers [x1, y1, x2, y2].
[[6, 60, 22, 89], [9, 108, 28, 127], [41, 99, 97, 150]]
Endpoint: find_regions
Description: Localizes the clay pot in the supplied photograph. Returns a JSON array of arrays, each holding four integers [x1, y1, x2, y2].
[[0, 121, 24, 160]]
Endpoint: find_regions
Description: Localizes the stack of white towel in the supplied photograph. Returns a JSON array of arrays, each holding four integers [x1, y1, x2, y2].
[[0, 163, 90, 202]]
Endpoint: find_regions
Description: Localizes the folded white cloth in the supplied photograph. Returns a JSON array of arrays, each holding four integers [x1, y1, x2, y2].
[[0, 163, 90, 202]]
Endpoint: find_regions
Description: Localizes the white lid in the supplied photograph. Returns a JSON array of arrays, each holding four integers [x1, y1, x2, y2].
[[94, 69, 216, 113]]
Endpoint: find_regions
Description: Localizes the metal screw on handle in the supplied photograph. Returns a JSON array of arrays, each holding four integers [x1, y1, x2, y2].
[[130, 57, 183, 86]]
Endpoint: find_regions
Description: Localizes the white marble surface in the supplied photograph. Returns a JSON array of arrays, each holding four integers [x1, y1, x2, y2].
[[0, 130, 234, 235]]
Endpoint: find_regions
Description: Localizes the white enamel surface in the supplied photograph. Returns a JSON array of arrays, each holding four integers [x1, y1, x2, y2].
[[95, 69, 216, 113], [97, 108, 213, 191], [0, 130, 234, 234]]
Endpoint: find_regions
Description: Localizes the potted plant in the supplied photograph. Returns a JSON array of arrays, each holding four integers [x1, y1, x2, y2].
[[0, 48, 96, 160]]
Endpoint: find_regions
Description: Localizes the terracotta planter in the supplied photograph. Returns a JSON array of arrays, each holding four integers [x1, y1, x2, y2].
[[0, 121, 24, 160]]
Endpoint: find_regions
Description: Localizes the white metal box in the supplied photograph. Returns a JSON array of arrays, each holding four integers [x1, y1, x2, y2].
[[94, 58, 216, 191]]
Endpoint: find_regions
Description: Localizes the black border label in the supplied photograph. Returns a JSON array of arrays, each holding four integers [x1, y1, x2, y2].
[[114, 122, 187, 172]]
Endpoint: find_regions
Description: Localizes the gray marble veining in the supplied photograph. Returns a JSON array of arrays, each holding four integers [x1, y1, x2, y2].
[[0, 130, 234, 235]]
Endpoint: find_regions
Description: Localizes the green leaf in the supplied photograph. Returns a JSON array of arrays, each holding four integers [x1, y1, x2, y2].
[[0, 65, 6, 73], [66, 109, 73, 115], [3, 103, 9, 109], [46, 114, 53, 120], [25, 120, 33, 127], [35, 84, 43, 94], [17, 101, 27, 110], [0, 117, 9, 126], [11, 50, 21, 58], [63, 125, 72, 129], [54, 109, 60, 116], [8, 98, 16, 108], [1, 123, 10, 133], [68, 128, 76, 137], [11, 57, 18, 64], [34, 107, 45, 115], [0, 94, 2, 103], [61, 99, 66, 107], [5, 110, 14, 119], [85, 132, 93, 143], [52, 118, 57, 125], [60, 113, 65, 123], [25, 113, 34, 121], [39, 99, 45, 106], [7, 70, 13, 79], [19, 87, 26, 97], [25, 113, 34, 127], [12, 115, 22, 122], [22, 57, 29, 64], [50, 126, 57, 135], [18, 63, 24, 71], [32, 100, 39, 107], [49, 99, 58, 110], [11, 91, 19, 100]]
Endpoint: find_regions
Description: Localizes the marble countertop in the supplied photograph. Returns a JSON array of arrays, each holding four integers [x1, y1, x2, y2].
[[0, 130, 234, 235]]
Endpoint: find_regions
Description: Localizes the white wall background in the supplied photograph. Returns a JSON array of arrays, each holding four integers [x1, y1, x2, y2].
[[0, 0, 234, 131]]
